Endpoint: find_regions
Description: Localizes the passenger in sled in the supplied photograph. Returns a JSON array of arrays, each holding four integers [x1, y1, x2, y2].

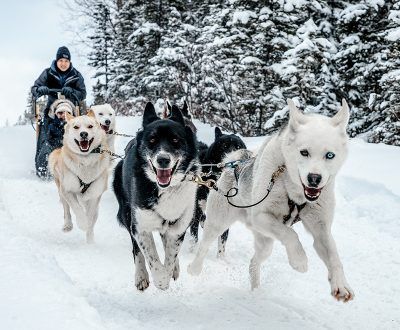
[[31, 46, 87, 178]]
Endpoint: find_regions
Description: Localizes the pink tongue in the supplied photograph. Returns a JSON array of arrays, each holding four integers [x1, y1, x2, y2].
[[306, 187, 320, 196], [156, 168, 172, 185], [80, 140, 89, 150]]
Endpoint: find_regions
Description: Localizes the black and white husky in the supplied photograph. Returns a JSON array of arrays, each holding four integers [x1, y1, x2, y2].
[[113, 102, 199, 290], [190, 127, 246, 257]]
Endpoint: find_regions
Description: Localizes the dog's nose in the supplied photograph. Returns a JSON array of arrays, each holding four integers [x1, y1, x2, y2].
[[105, 119, 111, 125], [157, 155, 171, 168], [80, 131, 88, 139], [307, 173, 322, 187]]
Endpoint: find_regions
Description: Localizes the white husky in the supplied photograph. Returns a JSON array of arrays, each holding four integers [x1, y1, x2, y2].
[[91, 104, 116, 152], [188, 99, 354, 302]]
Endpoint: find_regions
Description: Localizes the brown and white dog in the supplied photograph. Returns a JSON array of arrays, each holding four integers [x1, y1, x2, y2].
[[49, 110, 110, 243]]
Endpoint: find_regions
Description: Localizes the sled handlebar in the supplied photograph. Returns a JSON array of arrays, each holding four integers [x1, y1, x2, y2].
[[48, 88, 62, 93], [33, 88, 80, 103]]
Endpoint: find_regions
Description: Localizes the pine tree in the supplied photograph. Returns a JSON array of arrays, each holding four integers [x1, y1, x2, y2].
[[66, 0, 400, 145], [17, 92, 35, 125], [87, 0, 115, 103], [109, 0, 144, 113], [334, 0, 400, 143]]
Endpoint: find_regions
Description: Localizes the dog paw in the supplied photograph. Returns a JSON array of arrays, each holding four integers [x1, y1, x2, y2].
[[152, 270, 170, 290], [330, 279, 354, 302], [62, 223, 73, 232], [187, 261, 202, 276], [136, 278, 150, 291], [217, 250, 226, 259], [153, 279, 169, 290], [287, 245, 308, 273]]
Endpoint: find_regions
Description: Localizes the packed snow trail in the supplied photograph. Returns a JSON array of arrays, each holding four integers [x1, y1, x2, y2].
[[0, 118, 399, 330]]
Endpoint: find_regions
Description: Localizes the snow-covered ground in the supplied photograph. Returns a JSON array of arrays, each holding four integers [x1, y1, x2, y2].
[[0, 116, 399, 330]]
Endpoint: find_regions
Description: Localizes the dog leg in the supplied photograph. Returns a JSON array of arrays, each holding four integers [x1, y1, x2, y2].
[[249, 231, 274, 290], [302, 219, 354, 302], [60, 195, 73, 232], [61, 190, 89, 231], [189, 217, 200, 248], [217, 229, 229, 258], [188, 214, 233, 276], [136, 232, 170, 290], [85, 197, 101, 244], [131, 235, 149, 291], [162, 233, 185, 281], [251, 211, 308, 273]]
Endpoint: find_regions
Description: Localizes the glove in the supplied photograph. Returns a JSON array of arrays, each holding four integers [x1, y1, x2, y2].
[[37, 86, 49, 96], [62, 87, 74, 98]]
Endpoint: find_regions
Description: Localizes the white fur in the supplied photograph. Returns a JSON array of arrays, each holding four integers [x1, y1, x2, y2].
[[188, 99, 354, 302], [49, 114, 110, 243], [91, 104, 116, 152], [133, 180, 198, 290]]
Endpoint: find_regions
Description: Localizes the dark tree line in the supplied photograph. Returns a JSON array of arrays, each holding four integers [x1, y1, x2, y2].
[[68, 0, 400, 145]]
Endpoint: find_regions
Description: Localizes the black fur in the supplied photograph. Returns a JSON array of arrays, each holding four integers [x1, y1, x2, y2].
[[190, 127, 247, 255], [113, 101, 199, 290]]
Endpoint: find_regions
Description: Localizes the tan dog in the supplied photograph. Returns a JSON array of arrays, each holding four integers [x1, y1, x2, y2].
[[49, 110, 110, 243]]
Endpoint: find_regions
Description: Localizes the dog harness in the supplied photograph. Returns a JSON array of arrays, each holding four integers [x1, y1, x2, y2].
[[78, 177, 92, 194], [190, 160, 307, 226], [77, 145, 103, 194], [283, 199, 306, 226], [222, 164, 286, 209]]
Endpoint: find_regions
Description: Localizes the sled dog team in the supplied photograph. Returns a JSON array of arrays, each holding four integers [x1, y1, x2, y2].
[[49, 99, 354, 303]]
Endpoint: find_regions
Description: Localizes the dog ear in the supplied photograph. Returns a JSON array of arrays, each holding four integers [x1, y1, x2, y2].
[[182, 101, 190, 118], [65, 112, 74, 122], [215, 127, 223, 140], [287, 99, 306, 130], [331, 98, 350, 130], [143, 102, 159, 127], [169, 105, 185, 126], [86, 109, 96, 118], [167, 100, 172, 112]]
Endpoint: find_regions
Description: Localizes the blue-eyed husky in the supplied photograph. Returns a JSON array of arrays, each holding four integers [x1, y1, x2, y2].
[[188, 99, 354, 302]]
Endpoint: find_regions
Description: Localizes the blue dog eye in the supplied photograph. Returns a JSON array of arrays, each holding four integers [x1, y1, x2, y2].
[[326, 152, 335, 159]]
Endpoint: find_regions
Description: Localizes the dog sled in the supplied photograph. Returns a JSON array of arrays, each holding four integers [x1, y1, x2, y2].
[[32, 89, 86, 178]]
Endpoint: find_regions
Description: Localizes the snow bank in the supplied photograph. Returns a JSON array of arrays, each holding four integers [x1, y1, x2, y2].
[[0, 117, 400, 329]]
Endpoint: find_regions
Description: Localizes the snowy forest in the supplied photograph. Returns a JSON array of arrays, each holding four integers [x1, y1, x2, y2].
[[67, 0, 400, 145]]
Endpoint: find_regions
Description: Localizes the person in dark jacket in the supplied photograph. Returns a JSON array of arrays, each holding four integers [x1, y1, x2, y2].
[[47, 99, 75, 149], [32, 46, 86, 178], [31, 46, 86, 116]]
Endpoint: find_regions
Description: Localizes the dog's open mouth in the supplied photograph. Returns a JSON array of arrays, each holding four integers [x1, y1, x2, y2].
[[150, 161, 178, 188], [302, 183, 323, 201], [75, 138, 94, 152], [100, 124, 110, 133]]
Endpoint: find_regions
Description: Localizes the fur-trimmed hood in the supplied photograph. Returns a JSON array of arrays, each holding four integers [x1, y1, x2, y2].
[[48, 99, 76, 119]]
